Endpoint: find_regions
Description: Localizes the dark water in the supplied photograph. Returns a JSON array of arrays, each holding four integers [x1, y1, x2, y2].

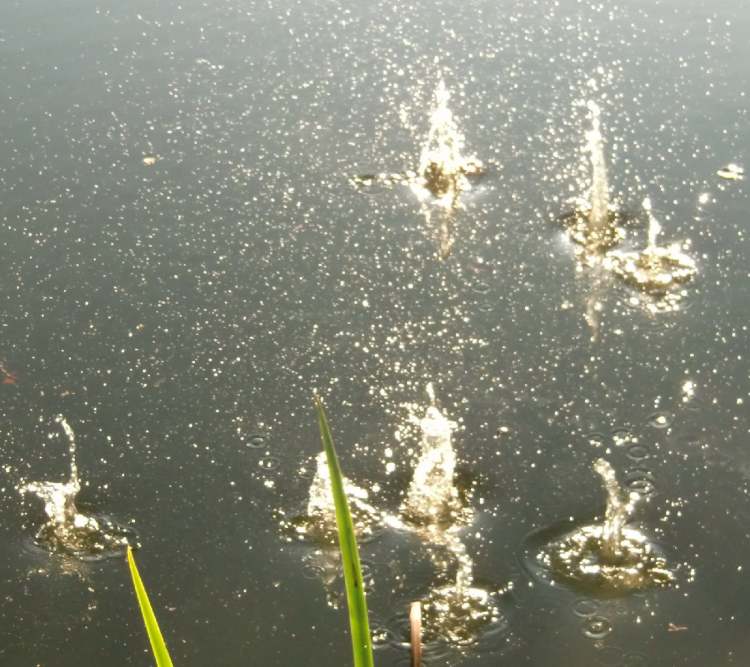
[[1, 0, 748, 664]]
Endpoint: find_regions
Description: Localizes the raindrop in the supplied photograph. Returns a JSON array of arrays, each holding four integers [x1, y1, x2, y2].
[[625, 468, 656, 496], [471, 280, 492, 295], [572, 598, 600, 617], [258, 456, 280, 471], [647, 412, 673, 429], [583, 616, 613, 639], [626, 444, 651, 462], [247, 434, 267, 449], [584, 432, 607, 448], [610, 429, 633, 447]]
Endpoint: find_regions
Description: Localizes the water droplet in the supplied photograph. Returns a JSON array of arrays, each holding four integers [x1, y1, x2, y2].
[[625, 468, 656, 496], [572, 598, 600, 617], [583, 616, 612, 639], [247, 433, 267, 449], [626, 444, 651, 461], [467, 257, 493, 275], [471, 280, 491, 295], [258, 456, 280, 470], [585, 432, 606, 448], [611, 429, 633, 446], [647, 412, 673, 429]]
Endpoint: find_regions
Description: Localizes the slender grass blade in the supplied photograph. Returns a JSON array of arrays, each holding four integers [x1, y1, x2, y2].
[[314, 396, 375, 667], [127, 546, 175, 667]]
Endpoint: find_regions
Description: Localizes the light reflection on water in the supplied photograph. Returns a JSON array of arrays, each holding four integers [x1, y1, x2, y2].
[[0, 0, 748, 665]]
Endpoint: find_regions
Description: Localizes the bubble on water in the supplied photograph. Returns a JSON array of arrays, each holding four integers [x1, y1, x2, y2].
[[258, 456, 280, 470], [624, 468, 656, 496], [246, 434, 267, 449], [471, 281, 492, 295], [583, 615, 613, 639], [610, 429, 633, 447], [626, 444, 652, 462], [572, 598, 600, 617], [370, 622, 394, 647], [585, 432, 607, 448], [647, 412, 673, 429]]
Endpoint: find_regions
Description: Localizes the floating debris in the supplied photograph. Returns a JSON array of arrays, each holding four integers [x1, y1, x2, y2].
[[0, 360, 17, 385], [142, 155, 158, 166], [717, 163, 744, 180], [535, 459, 673, 594]]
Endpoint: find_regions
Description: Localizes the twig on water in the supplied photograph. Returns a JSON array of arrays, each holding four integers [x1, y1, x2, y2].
[[410, 600, 422, 667]]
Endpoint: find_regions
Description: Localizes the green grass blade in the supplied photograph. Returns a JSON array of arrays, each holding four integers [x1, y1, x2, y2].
[[314, 396, 375, 667], [127, 546, 175, 667]]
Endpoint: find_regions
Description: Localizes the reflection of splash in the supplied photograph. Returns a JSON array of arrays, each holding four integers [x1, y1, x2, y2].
[[605, 198, 697, 313], [19, 417, 132, 559], [535, 458, 673, 594]]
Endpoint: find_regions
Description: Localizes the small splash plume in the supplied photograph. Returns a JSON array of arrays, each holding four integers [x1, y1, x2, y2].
[[413, 79, 483, 204], [605, 198, 697, 311], [586, 101, 610, 234], [20, 416, 132, 559], [402, 384, 463, 526], [291, 452, 384, 544], [415, 527, 506, 647], [562, 101, 623, 253], [536, 458, 673, 594], [399, 385, 505, 648], [352, 78, 483, 258]]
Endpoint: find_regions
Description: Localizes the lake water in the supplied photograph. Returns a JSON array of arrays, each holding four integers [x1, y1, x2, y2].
[[0, 0, 748, 665]]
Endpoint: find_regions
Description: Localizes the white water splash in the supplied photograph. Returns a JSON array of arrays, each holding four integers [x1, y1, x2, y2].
[[20, 416, 130, 558], [586, 101, 610, 233], [402, 398, 460, 525], [536, 458, 673, 592], [412, 79, 482, 206]]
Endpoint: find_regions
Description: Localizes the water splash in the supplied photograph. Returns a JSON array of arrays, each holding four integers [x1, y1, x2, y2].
[[533, 458, 673, 594], [562, 101, 623, 253], [352, 78, 482, 258], [399, 386, 505, 648], [412, 79, 483, 205], [19, 416, 133, 559], [402, 387, 463, 526], [586, 101, 610, 234], [289, 452, 384, 544], [415, 527, 506, 647], [605, 198, 697, 311]]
